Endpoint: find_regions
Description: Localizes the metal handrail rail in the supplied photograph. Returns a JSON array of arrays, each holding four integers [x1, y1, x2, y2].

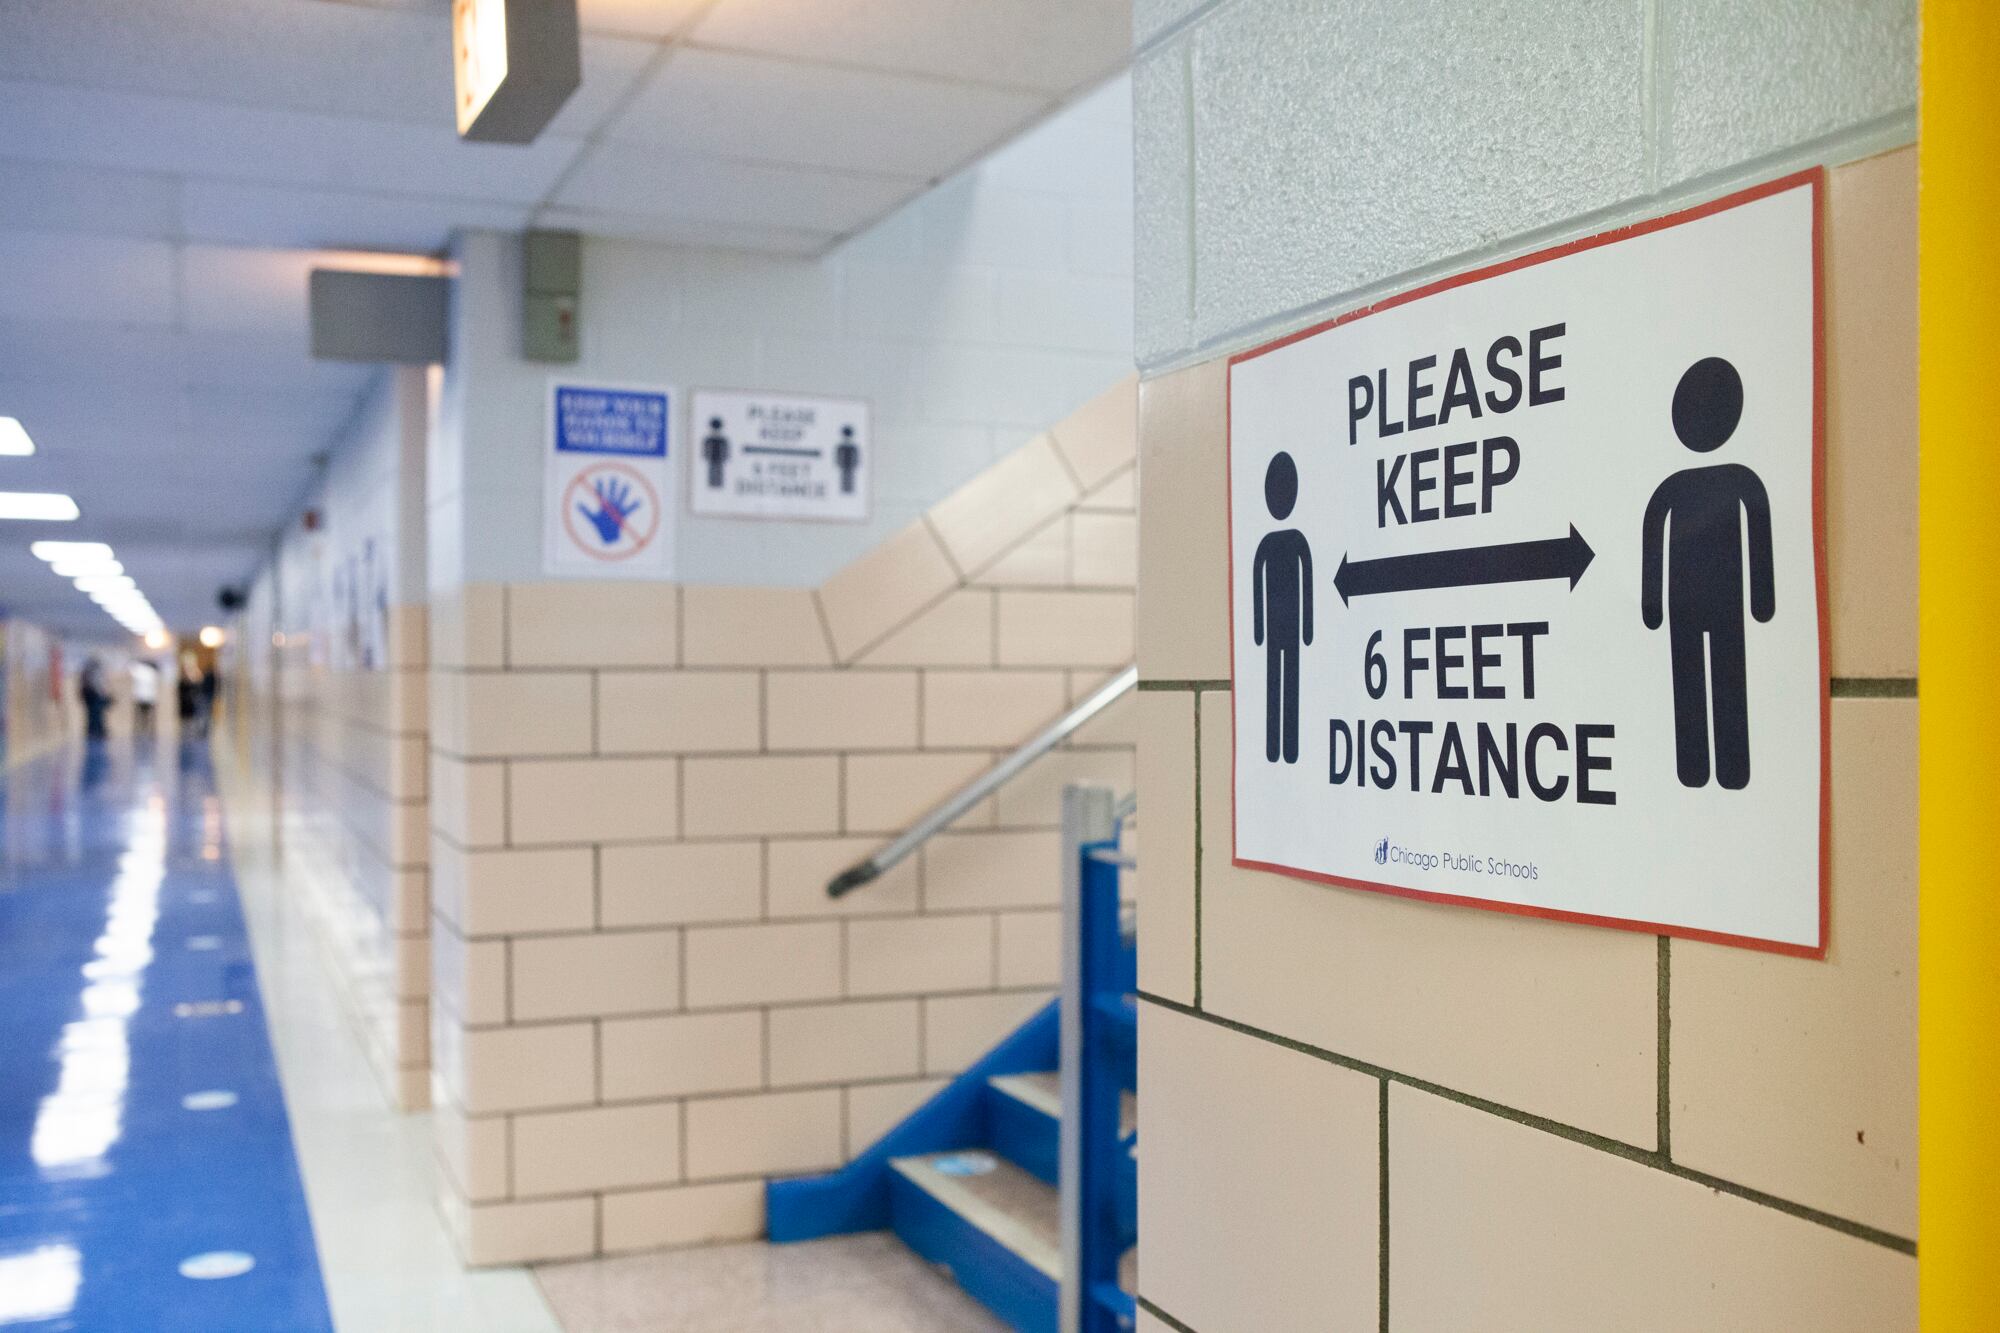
[[825, 664, 1138, 897]]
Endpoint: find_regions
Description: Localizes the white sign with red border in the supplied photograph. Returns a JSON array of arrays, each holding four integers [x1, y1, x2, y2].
[[545, 381, 675, 577], [1227, 172, 1828, 956]]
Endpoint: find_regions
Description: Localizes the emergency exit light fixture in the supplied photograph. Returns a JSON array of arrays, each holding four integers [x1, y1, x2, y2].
[[0, 492, 78, 521], [452, 0, 580, 144], [0, 417, 34, 456]]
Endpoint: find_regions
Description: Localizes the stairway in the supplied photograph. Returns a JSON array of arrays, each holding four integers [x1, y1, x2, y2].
[[769, 797, 1137, 1333], [887, 1073, 1137, 1332]]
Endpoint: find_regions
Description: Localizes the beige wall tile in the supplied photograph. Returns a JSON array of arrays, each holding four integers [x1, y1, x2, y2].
[[996, 910, 1060, 988], [685, 1088, 844, 1180], [507, 581, 678, 668], [602, 1009, 765, 1101], [432, 926, 507, 1026], [508, 757, 678, 844], [923, 989, 1049, 1074], [1137, 361, 1230, 681], [511, 929, 680, 1021], [996, 590, 1133, 668], [924, 830, 1062, 910], [1069, 511, 1137, 587], [682, 755, 838, 837], [1080, 463, 1135, 512], [1050, 374, 1138, 491], [458, 1197, 595, 1267], [388, 602, 429, 670], [818, 521, 961, 660], [601, 1180, 765, 1254], [1672, 699, 1916, 1236], [682, 586, 832, 667], [430, 754, 506, 848], [854, 590, 996, 667], [1069, 687, 1137, 747], [685, 921, 843, 1008], [843, 750, 993, 837], [928, 434, 1080, 575], [1135, 691, 1196, 1005], [1139, 1004, 1379, 1333], [598, 671, 760, 755], [845, 1077, 949, 1157], [458, 672, 593, 757], [765, 671, 920, 752], [769, 998, 921, 1086], [456, 846, 595, 937], [432, 583, 505, 670], [992, 747, 1134, 828], [847, 914, 993, 997], [601, 840, 763, 927], [512, 1102, 682, 1197], [1391, 1086, 1915, 1331], [1196, 692, 1657, 1145], [1824, 147, 1917, 679], [973, 517, 1069, 588], [458, 1023, 596, 1114], [922, 670, 1068, 749], [434, 1098, 509, 1202], [765, 836, 920, 919]]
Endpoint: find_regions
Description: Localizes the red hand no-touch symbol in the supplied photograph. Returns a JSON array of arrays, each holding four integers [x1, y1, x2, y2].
[[561, 461, 662, 562]]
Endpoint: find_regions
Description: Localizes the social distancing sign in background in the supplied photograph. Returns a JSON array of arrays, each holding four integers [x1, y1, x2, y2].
[[545, 382, 674, 577], [1228, 173, 1826, 955], [689, 390, 870, 522]]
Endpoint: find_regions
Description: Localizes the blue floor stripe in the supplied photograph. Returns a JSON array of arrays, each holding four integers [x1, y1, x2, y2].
[[0, 740, 332, 1332]]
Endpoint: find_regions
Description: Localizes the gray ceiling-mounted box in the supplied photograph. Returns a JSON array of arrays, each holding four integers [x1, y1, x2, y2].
[[309, 270, 450, 364], [454, 0, 582, 145]]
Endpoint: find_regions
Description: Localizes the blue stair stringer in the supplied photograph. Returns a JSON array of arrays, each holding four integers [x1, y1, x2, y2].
[[767, 999, 1059, 1242]]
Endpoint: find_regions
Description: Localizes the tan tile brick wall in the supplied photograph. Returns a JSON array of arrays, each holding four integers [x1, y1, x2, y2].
[[1130, 148, 1919, 1332], [424, 376, 1139, 1266]]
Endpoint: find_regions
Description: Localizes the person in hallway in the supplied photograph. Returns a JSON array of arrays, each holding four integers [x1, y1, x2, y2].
[[1252, 451, 1314, 764], [1640, 356, 1776, 790], [77, 656, 110, 741], [176, 659, 200, 737], [129, 657, 159, 734], [197, 665, 218, 738]]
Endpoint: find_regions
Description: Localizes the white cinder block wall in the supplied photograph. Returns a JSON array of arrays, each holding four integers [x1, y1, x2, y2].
[[1131, 2, 1919, 1330]]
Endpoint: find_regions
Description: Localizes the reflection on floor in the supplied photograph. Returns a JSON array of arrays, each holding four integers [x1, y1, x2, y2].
[[534, 1232, 1008, 1333], [0, 740, 331, 1331]]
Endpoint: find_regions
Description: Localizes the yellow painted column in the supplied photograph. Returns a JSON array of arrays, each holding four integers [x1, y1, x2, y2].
[[1919, 2, 2000, 1326]]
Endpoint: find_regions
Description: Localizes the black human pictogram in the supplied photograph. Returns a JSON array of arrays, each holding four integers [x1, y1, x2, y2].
[[1640, 357, 1776, 790], [702, 418, 730, 488], [835, 425, 861, 495], [1252, 452, 1314, 764]]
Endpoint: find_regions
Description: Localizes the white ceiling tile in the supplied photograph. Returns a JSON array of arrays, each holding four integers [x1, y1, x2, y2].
[[0, 159, 183, 241], [552, 140, 913, 234], [577, 0, 712, 40], [178, 244, 316, 336], [180, 179, 526, 251], [0, 81, 585, 207], [691, 0, 1130, 95], [0, 230, 177, 326], [543, 34, 663, 140], [0, 0, 454, 125], [532, 205, 831, 256], [610, 47, 1046, 180]]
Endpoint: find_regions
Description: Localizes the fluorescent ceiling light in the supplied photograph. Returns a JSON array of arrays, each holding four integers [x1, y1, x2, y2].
[[51, 559, 121, 578], [74, 575, 135, 593], [0, 493, 79, 521], [30, 541, 112, 562], [0, 418, 33, 456]]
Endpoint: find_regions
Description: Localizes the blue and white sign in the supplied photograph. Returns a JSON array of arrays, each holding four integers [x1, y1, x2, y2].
[[545, 382, 675, 577]]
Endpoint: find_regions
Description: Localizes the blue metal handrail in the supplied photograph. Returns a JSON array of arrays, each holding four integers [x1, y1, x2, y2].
[[1059, 785, 1137, 1333]]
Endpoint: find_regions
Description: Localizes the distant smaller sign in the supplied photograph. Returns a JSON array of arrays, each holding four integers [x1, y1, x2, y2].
[[545, 382, 674, 577], [689, 390, 871, 522]]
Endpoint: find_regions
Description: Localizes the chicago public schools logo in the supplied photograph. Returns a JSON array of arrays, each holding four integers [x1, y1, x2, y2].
[[1373, 837, 1390, 866]]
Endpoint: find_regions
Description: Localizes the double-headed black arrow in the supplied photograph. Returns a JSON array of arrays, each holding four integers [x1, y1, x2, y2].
[[1332, 525, 1594, 605]]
